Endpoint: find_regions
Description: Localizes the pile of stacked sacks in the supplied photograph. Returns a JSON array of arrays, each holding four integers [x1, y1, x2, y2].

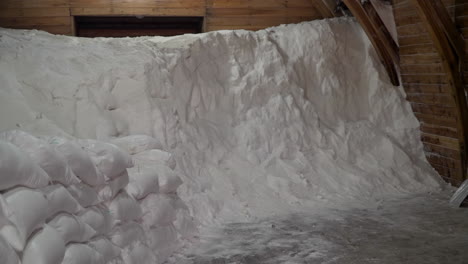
[[0, 130, 195, 264]]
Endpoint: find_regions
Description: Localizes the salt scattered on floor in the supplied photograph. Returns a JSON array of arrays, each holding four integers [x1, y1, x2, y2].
[[169, 193, 468, 264]]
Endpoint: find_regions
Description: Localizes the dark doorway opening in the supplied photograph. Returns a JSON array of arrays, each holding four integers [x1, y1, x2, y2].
[[74, 16, 204, 38]]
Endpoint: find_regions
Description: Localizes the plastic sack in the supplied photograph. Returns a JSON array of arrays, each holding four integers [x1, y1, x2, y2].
[[0, 130, 80, 185], [159, 171, 183, 194], [22, 225, 65, 264], [48, 213, 96, 243], [108, 257, 125, 264], [78, 205, 112, 237], [174, 209, 197, 239], [62, 243, 104, 264], [109, 221, 145, 248], [78, 139, 133, 180], [48, 137, 105, 186], [108, 191, 142, 226], [0, 235, 19, 264], [147, 224, 178, 260], [96, 170, 129, 202], [0, 141, 50, 190], [0, 195, 7, 228], [121, 241, 158, 264], [133, 149, 176, 170], [140, 193, 176, 228], [0, 187, 48, 251], [88, 237, 121, 263], [126, 167, 159, 200], [42, 185, 83, 218], [67, 183, 100, 208], [110, 135, 163, 155]]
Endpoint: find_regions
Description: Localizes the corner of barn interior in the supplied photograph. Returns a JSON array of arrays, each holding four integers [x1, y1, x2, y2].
[[0, 0, 467, 263]]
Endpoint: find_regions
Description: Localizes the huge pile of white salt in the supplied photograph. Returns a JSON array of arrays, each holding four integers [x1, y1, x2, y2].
[[0, 17, 444, 263]]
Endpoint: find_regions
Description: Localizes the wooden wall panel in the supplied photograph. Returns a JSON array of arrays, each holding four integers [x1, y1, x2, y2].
[[0, 0, 326, 35], [69, 0, 205, 8], [0, 0, 70, 34], [459, 2, 468, 184], [205, 0, 321, 32], [70, 7, 205, 16], [0, 0, 68, 8], [0, 8, 70, 17], [394, 0, 468, 185]]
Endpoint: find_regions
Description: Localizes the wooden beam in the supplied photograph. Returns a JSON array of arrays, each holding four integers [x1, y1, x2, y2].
[[342, 0, 400, 86], [310, 0, 338, 18], [410, 0, 468, 184], [362, 0, 399, 62], [432, 0, 465, 61]]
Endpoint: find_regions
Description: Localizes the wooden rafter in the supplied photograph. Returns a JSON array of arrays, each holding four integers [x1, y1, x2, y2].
[[432, 0, 465, 61], [342, 0, 400, 86], [410, 0, 468, 183], [310, 0, 338, 18]]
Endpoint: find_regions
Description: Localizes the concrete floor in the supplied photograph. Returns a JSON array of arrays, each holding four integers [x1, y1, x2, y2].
[[168, 193, 468, 264]]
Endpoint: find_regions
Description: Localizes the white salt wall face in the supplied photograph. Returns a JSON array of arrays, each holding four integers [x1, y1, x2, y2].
[[0, 17, 442, 231]]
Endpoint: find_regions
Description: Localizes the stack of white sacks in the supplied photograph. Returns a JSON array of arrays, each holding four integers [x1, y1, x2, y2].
[[0, 130, 195, 264]]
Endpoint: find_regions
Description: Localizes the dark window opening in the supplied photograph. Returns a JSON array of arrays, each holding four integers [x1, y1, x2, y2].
[[74, 16, 204, 38]]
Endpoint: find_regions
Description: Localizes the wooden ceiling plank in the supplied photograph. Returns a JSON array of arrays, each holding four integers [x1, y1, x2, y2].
[[410, 0, 468, 183]]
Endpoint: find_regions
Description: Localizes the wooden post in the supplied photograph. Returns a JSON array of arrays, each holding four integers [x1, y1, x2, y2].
[[410, 0, 468, 183]]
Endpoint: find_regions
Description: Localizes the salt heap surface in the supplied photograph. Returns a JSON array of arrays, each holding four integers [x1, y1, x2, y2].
[[0, 17, 444, 262]]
